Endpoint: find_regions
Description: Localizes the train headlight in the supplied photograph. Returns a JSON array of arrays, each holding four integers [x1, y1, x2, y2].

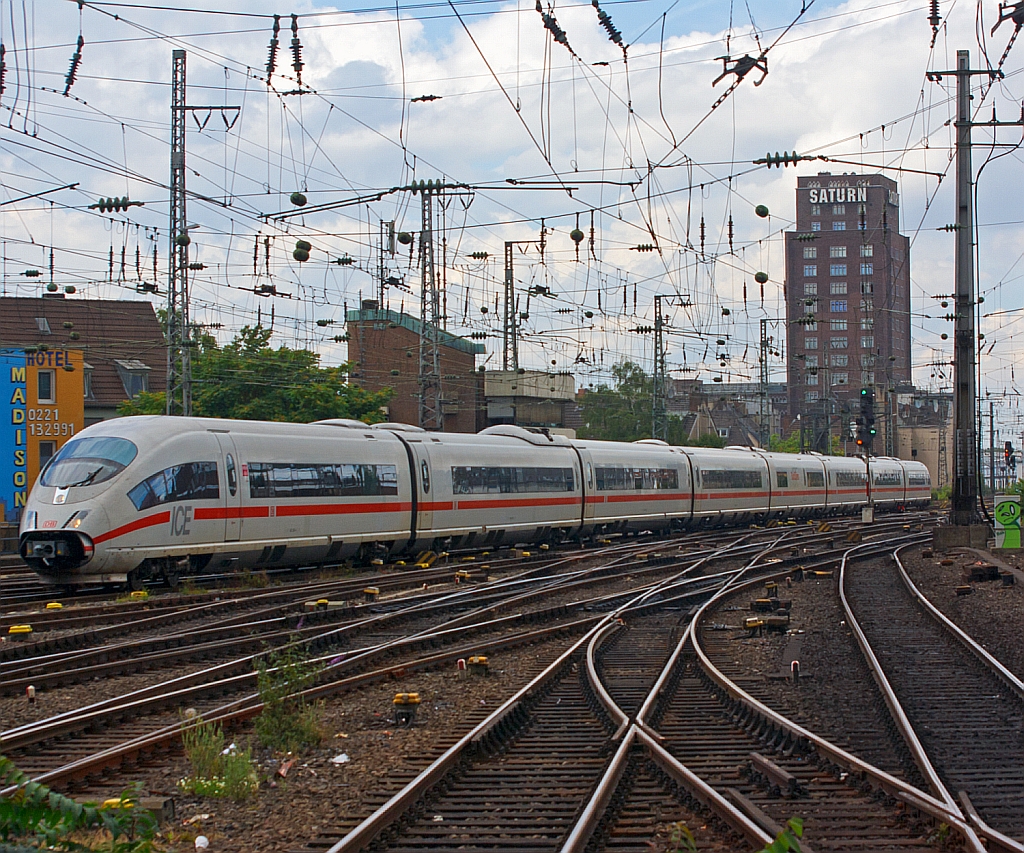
[[70, 511, 89, 529]]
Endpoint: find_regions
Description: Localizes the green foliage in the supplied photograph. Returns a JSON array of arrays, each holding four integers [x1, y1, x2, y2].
[[254, 647, 324, 752], [118, 324, 391, 423], [932, 483, 952, 502], [760, 817, 803, 853], [1003, 479, 1024, 497], [177, 718, 257, 801], [666, 821, 697, 853], [0, 753, 158, 851]]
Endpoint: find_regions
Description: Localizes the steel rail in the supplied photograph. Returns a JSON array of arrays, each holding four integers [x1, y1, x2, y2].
[[885, 545, 1024, 852], [684, 534, 987, 853]]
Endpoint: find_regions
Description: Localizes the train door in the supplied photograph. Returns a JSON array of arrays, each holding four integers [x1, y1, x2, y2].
[[213, 433, 241, 542], [407, 441, 434, 538]]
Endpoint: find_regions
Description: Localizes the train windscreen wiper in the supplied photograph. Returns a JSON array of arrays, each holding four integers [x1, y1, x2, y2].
[[60, 468, 102, 489]]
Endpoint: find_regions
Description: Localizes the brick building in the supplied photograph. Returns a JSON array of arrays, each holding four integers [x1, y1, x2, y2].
[[346, 302, 485, 432], [0, 296, 166, 426], [784, 173, 911, 436]]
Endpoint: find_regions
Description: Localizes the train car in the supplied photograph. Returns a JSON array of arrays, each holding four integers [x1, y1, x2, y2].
[[868, 456, 908, 510], [572, 437, 693, 536], [690, 447, 771, 524], [822, 455, 869, 512], [21, 416, 415, 587], [755, 450, 829, 518], [900, 460, 932, 507], [386, 424, 582, 550]]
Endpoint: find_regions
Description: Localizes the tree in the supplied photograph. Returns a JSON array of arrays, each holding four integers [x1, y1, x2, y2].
[[119, 325, 392, 423], [576, 361, 724, 446]]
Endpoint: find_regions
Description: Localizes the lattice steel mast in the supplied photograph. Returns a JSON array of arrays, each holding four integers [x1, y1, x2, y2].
[[418, 185, 443, 430], [166, 49, 190, 416]]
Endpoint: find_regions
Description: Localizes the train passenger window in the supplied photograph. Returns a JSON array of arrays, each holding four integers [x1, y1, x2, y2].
[[127, 462, 219, 511], [451, 466, 575, 494], [699, 469, 763, 490], [421, 460, 430, 494], [586, 463, 593, 489], [594, 467, 679, 491], [806, 471, 825, 488], [776, 472, 789, 488], [247, 462, 399, 499], [226, 454, 237, 497]]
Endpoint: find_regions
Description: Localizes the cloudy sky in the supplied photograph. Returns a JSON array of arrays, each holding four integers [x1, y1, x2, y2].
[[2, 0, 1023, 430]]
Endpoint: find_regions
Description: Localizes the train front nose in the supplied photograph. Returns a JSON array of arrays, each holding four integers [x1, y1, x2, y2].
[[20, 529, 95, 578]]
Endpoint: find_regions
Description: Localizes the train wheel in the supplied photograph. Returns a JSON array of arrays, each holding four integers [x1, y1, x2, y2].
[[163, 567, 181, 590], [125, 569, 145, 592]]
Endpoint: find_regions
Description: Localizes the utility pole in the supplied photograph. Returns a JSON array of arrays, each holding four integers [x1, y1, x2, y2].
[[418, 186, 443, 431], [166, 50, 189, 416], [759, 318, 771, 448], [502, 242, 518, 372], [989, 400, 996, 496], [652, 295, 667, 440], [378, 220, 395, 306], [928, 51, 1013, 524], [165, 50, 239, 417]]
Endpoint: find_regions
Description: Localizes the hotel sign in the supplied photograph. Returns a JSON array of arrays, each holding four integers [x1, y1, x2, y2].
[[807, 187, 868, 204]]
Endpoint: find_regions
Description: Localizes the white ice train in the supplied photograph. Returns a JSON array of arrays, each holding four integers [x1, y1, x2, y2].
[[18, 416, 932, 588]]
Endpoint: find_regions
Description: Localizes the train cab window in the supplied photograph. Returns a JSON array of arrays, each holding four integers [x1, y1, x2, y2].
[[40, 436, 139, 488], [776, 472, 789, 488], [226, 454, 237, 497], [127, 461, 219, 511], [421, 460, 430, 494]]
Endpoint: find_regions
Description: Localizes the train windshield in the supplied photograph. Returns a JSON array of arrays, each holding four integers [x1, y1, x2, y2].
[[40, 436, 139, 488]]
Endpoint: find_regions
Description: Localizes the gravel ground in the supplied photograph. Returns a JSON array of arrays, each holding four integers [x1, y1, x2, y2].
[[74, 636, 572, 852], [900, 545, 1024, 679]]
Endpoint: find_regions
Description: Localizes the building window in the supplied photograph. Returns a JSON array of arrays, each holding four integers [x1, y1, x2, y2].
[[830, 300, 848, 312], [805, 336, 818, 349], [806, 373, 818, 386], [830, 263, 847, 276], [39, 441, 56, 471], [861, 281, 873, 294], [830, 319, 847, 331], [861, 371, 875, 384], [860, 296, 874, 311], [717, 428, 730, 438], [806, 391, 819, 402], [805, 355, 819, 368], [861, 335, 875, 349], [830, 282, 847, 295], [810, 204, 821, 216], [830, 246, 847, 258], [803, 246, 817, 259], [37, 370, 55, 404], [833, 372, 849, 385], [83, 362, 95, 400], [832, 204, 845, 215], [804, 320, 818, 331], [805, 298, 819, 313], [803, 264, 817, 277], [831, 354, 848, 367], [860, 244, 873, 257], [804, 282, 817, 296], [833, 221, 846, 231], [114, 359, 151, 399], [860, 317, 874, 330], [860, 354, 875, 368], [831, 337, 848, 349], [860, 262, 874, 275], [35, 317, 51, 335], [811, 221, 821, 232]]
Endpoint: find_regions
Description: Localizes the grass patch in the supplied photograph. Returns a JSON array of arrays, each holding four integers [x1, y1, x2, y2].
[[178, 716, 257, 801], [254, 646, 324, 752]]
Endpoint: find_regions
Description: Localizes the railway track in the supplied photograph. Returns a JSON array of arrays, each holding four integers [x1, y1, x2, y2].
[[841, 544, 1024, 848]]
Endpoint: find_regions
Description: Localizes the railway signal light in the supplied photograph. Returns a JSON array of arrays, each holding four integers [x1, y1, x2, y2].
[[1006, 441, 1017, 470]]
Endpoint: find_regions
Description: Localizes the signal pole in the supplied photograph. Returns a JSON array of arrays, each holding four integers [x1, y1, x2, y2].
[[927, 51, 1016, 524]]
